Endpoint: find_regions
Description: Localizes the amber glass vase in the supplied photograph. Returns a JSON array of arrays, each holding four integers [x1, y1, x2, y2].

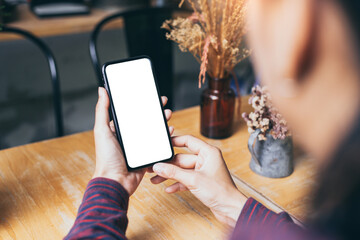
[[201, 75, 235, 139]]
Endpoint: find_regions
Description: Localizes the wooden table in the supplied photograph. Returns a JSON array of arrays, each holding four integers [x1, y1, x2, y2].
[[0, 4, 124, 42], [0, 5, 190, 42], [0, 97, 316, 239]]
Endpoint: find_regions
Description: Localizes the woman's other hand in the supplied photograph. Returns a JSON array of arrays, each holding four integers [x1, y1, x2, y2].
[[93, 87, 173, 195], [151, 135, 247, 227]]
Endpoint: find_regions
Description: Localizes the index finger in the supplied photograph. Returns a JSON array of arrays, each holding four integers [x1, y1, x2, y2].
[[171, 135, 211, 154]]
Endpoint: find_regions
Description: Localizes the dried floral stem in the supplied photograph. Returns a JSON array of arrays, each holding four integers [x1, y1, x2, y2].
[[231, 70, 242, 119], [162, 0, 250, 87], [199, 36, 211, 87], [179, 0, 185, 7]]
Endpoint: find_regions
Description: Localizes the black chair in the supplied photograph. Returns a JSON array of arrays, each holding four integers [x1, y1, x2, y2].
[[89, 6, 190, 109], [0, 26, 64, 137]]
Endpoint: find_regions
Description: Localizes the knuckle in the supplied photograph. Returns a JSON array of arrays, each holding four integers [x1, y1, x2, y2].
[[95, 101, 102, 112], [185, 134, 195, 142], [210, 146, 220, 154], [187, 174, 198, 189], [207, 146, 222, 158], [165, 165, 176, 179]]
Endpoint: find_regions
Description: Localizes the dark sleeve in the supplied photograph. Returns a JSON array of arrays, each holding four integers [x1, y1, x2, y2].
[[230, 198, 315, 240], [64, 177, 129, 240]]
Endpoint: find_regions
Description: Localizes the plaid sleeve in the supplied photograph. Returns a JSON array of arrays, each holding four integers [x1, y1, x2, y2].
[[64, 177, 129, 240], [230, 198, 314, 240], [237, 197, 293, 227]]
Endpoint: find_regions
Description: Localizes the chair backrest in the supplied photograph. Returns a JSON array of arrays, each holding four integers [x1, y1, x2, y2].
[[90, 6, 190, 108], [0, 26, 64, 138]]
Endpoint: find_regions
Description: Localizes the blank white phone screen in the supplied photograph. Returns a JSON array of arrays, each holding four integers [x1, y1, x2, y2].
[[105, 58, 173, 168]]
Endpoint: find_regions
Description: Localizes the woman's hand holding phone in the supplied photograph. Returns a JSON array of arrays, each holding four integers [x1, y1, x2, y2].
[[93, 87, 174, 195], [93, 86, 246, 226], [151, 135, 247, 227]]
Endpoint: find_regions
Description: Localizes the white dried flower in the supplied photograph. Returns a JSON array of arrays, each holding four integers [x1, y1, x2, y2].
[[260, 118, 269, 127], [248, 128, 255, 134], [249, 112, 259, 121], [258, 134, 267, 141], [242, 85, 291, 141]]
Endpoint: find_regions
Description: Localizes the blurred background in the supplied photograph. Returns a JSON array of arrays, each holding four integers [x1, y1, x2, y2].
[[0, 0, 255, 149]]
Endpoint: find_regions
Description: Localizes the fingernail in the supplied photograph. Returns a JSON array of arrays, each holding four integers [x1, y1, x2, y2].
[[153, 164, 163, 174], [169, 126, 174, 133]]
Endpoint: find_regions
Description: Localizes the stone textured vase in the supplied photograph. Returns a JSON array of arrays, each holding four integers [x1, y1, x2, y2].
[[200, 76, 235, 139], [248, 129, 294, 178]]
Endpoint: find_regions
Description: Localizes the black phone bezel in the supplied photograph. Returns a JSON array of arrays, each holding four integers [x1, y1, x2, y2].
[[101, 56, 174, 171]]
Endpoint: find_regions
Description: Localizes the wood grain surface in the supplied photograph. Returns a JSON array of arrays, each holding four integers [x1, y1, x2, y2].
[[0, 96, 316, 239]]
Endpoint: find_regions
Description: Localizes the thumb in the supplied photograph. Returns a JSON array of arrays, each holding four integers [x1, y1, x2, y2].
[[94, 87, 110, 131], [153, 163, 194, 188]]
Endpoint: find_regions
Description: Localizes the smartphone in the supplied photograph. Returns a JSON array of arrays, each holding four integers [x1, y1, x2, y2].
[[102, 56, 174, 170]]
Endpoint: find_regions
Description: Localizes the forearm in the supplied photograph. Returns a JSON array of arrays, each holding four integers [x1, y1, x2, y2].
[[64, 178, 129, 240]]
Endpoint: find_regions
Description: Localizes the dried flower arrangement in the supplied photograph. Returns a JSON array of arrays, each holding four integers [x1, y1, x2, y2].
[[162, 0, 251, 88], [242, 86, 291, 141]]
